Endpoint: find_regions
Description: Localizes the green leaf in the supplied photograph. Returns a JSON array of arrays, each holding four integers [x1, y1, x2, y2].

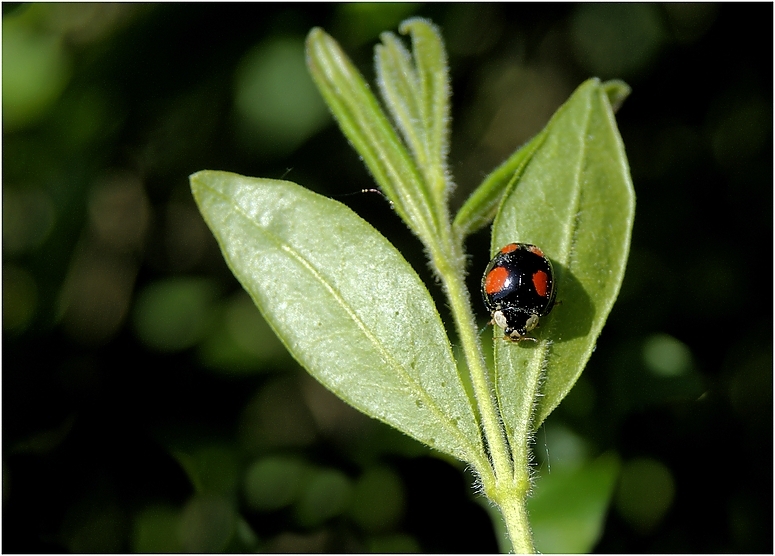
[[190, 170, 487, 469], [171, 443, 241, 496], [492, 79, 635, 433], [602, 79, 632, 113], [375, 18, 451, 206], [132, 504, 183, 553], [528, 452, 621, 554], [453, 129, 547, 239], [305, 27, 441, 248]]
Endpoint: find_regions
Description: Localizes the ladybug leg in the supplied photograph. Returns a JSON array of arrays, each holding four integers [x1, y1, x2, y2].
[[512, 335, 538, 343], [504, 331, 538, 343]]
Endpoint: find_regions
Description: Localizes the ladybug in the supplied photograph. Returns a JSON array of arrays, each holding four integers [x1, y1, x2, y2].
[[481, 243, 557, 342]]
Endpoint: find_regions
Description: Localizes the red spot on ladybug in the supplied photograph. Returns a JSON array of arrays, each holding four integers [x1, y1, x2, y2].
[[532, 270, 548, 298], [499, 243, 519, 254], [485, 266, 510, 295], [527, 245, 545, 257]]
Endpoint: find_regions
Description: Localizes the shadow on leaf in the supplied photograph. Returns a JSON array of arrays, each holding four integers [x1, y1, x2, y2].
[[541, 260, 594, 344]]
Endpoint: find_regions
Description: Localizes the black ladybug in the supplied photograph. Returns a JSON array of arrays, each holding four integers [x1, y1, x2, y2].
[[482, 243, 557, 342]]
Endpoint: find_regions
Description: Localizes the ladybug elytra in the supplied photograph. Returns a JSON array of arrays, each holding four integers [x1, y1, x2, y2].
[[482, 242, 557, 342]]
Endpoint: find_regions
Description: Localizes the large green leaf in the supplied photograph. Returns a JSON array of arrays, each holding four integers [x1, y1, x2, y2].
[[491, 79, 635, 435], [190, 171, 487, 469]]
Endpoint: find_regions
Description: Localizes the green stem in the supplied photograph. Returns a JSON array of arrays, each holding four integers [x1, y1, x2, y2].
[[505, 345, 546, 484], [491, 323, 547, 553], [496, 486, 535, 554], [437, 251, 510, 483], [431, 236, 537, 553]]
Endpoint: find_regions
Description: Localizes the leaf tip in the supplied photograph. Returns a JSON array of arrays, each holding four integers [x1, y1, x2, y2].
[[602, 79, 631, 113], [189, 169, 209, 191], [306, 26, 326, 43], [398, 16, 440, 37], [305, 27, 330, 66]]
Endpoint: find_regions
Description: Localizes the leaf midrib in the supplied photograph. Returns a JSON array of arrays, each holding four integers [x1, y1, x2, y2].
[[530, 85, 596, 431], [558, 85, 594, 270]]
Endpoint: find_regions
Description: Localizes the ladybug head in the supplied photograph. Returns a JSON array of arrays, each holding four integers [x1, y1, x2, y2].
[[493, 307, 540, 342]]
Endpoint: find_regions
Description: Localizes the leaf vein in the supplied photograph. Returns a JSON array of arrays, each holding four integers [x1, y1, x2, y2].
[[276, 241, 480, 460]]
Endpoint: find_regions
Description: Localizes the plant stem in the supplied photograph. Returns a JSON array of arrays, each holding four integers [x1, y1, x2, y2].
[[496, 486, 535, 554], [489, 322, 546, 553], [432, 240, 536, 552], [438, 253, 510, 480]]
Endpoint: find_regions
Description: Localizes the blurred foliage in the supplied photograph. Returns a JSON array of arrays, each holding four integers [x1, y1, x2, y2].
[[2, 3, 771, 553]]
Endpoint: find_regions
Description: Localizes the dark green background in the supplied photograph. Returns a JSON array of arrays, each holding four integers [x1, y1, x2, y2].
[[3, 3, 771, 553]]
